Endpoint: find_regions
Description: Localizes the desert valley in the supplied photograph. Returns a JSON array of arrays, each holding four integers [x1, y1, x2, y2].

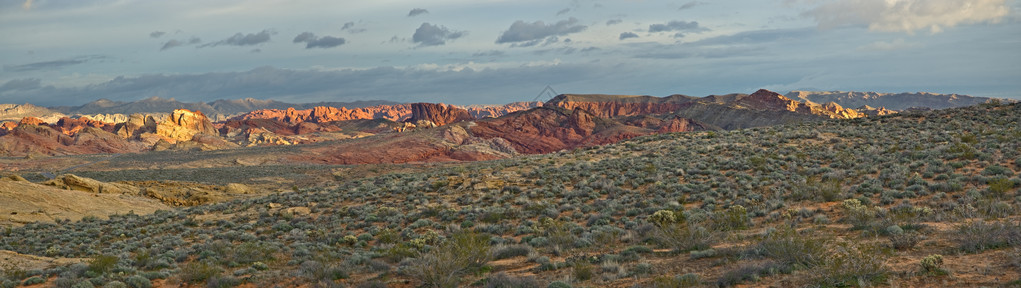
[[1, 89, 1018, 287]]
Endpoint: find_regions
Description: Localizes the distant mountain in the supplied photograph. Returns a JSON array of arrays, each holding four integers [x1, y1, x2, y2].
[[784, 91, 1001, 111], [0, 104, 66, 123], [49, 97, 401, 117], [547, 89, 863, 130]]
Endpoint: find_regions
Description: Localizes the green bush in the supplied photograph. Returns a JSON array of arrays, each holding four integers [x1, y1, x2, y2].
[[758, 227, 826, 268], [571, 261, 594, 281], [408, 231, 492, 288], [841, 199, 878, 229], [88, 255, 119, 274], [180, 261, 221, 284], [815, 242, 888, 287], [123, 275, 151, 288], [22, 276, 45, 286], [920, 254, 946, 275]]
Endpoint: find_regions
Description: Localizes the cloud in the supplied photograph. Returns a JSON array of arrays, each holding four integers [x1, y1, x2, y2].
[[804, 0, 1010, 34], [606, 19, 623, 26], [149, 31, 166, 38], [412, 23, 466, 47], [678, 1, 705, 10], [160, 37, 201, 51], [408, 8, 429, 17], [292, 32, 347, 49], [648, 20, 708, 33], [0, 78, 41, 91], [21, 0, 32, 10], [342, 22, 355, 30], [556, 8, 571, 15], [858, 38, 920, 51], [472, 50, 505, 57], [199, 30, 273, 48], [496, 18, 587, 46], [3, 56, 106, 72], [687, 28, 813, 46], [619, 32, 639, 40], [0, 65, 609, 106]]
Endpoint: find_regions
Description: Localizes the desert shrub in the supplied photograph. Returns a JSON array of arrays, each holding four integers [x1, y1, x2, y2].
[[205, 275, 241, 288], [22, 276, 45, 285], [572, 261, 594, 281], [648, 210, 714, 252], [758, 227, 826, 268], [689, 249, 716, 259], [103, 281, 127, 288], [954, 220, 1021, 253], [491, 244, 532, 260], [180, 261, 221, 284], [889, 232, 921, 250], [484, 272, 541, 288], [123, 275, 151, 288], [408, 231, 491, 288], [919, 254, 947, 275], [88, 254, 119, 274], [842, 199, 878, 229], [648, 273, 701, 288], [714, 205, 750, 231], [988, 177, 1016, 196], [815, 242, 888, 287], [547, 281, 571, 288], [716, 261, 785, 287], [71, 280, 96, 288]]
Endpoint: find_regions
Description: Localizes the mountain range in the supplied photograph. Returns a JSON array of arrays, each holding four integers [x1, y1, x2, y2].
[[0, 89, 1008, 160]]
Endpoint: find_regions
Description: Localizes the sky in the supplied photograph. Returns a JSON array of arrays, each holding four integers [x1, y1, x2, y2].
[[1, 0, 1019, 106]]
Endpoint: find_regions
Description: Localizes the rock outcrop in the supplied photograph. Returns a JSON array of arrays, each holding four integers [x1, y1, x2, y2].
[[785, 90, 1006, 111], [406, 103, 475, 127], [469, 107, 676, 154], [546, 94, 696, 118], [156, 109, 218, 143], [0, 104, 65, 123]]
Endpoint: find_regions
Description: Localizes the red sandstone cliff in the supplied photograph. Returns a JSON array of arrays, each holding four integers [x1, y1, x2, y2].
[[406, 103, 475, 127]]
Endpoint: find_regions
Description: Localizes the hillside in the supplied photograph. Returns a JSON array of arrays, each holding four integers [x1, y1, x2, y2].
[[786, 91, 1000, 110], [0, 102, 1017, 287]]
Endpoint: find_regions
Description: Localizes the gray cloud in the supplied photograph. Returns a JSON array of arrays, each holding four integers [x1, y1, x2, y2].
[[4, 55, 106, 72], [678, 1, 705, 10], [648, 20, 707, 33], [412, 23, 465, 47], [149, 31, 166, 38], [556, 8, 570, 15], [293, 32, 347, 49], [804, 0, 1010, 33], [342, 22, 355, 30], [619, 32, 639, 40], [496, 18, 587, 46], [472, 50, 505, 57], [688, 28, 814, 46], [606, 19, 623, 26], [0, 65, 608, 106], [0, 78, 42, 91], [199, 30, 273, 48], [160, 37, 201, 51], [408, 8, 429, 17]]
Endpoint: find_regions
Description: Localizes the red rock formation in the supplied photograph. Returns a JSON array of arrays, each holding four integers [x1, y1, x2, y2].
[[18, 117, 46, 126], [0, 124, 145, 156], [238, 104, 415, 124], [156, 109, 218, 143], [53, 117, 116, 136], [464, 101, 543, 118], [545, 94, 695, 118], [406, 103, 475, 127]]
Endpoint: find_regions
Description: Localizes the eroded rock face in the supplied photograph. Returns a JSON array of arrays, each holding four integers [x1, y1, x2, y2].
[[545, 94, 696, 118], [156, 109, 217, 143], [785, 90, 1004, 111], [240, 104, 415, 124], [53, 117, 116, 136], [406, 103, 475, 127], [0, 124, 146, 156], [114, 114, 159, 139]]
